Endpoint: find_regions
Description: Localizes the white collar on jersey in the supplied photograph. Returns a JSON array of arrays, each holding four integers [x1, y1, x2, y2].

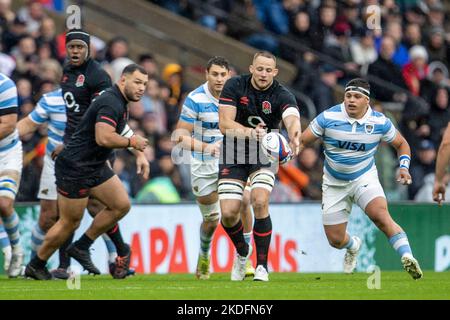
[[203, 82, 219, 105], [340, 103, 372, 125]]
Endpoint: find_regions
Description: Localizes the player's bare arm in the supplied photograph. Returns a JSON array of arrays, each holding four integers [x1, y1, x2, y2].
[[0, 114, 17, 139], [17, 116, 39, 137], [95, 122, 148, 151], [299, 126, 319, 153], [176, 120, 221, 157], [131, 149, 150, 180], [389, 131, 412, 185], [283, 114, 301, 156], [433, 123, 450, 205], [219, 105, 266, 140]]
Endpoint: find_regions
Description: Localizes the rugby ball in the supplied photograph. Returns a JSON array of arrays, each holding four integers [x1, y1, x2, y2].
[[261, 132, 293, 164]]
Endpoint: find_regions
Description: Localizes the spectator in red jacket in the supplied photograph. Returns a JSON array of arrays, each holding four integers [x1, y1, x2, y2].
[[402, 45, 429, 96]]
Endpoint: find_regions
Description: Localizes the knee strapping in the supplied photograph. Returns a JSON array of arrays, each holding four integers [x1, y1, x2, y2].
[[218, 181, 244, 200], [198, 201, 220, 222], [0, 176, 18, 199], [250, 171, 275, 192]]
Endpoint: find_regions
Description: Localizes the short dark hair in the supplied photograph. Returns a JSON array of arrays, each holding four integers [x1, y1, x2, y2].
[[122, 63, 148, 76], [206, 56, 230, 71], [253, 51, 276, 65], [346, 78, 370, 91]]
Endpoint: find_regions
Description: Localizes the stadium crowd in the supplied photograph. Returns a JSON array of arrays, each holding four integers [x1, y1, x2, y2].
[[1, 0, 449, 202]]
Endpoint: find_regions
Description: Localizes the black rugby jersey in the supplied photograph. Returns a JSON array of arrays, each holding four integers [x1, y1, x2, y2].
[[219, 74, 298, 130], [57, 85, 128, 175], [61, 58, 112, 143]]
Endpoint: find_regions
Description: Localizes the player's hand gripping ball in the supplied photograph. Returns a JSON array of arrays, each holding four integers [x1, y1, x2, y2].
[[261, 132, 293, 164]]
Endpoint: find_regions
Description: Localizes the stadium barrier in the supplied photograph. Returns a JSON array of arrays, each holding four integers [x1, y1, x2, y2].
[[1, 203, 449, 274]]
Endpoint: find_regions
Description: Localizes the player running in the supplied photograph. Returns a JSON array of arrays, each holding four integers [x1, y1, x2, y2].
[[17, 89, 129, 278], [58, 29, 132, 276], [301, 78, 423, 280], [25, 64, 149, 280], [0, 73, 24, 278], [218, 51, 301, 281], [176, 56, 254, 279]]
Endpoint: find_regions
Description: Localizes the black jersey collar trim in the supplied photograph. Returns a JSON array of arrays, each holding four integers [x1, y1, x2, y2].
[[113, 84, 128, 105]]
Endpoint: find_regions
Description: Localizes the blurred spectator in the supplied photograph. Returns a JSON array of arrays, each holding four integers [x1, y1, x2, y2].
[[296, 147, 323, 200], [421, 61, 450, 97], [0, 43, 15, 75], [289, 10, 313, 48], [139, 53, 160, 78], [403, 4, 427, 27], [1, 15, 27, 53], [408, 139, 436, 199], [310, 3, 336, 51], [141, 78, 167, 133], [325, 21, 359, 80], [414, 173, 450, 202], [350, 29, 377, 75], [17, 0, 46, 37], [37, 58, 62, 84], [427, 87, 450, 148], [402, 23, 422, 50], [35, 16, 60, 61], [426, 27, 448, 65], [309, 64, 341, 113], [402, 45, 429, 96], [368, 36, 408, 102], [0, 0, 15, 30], [162, 63, 190, 121], [252, 0, 289, 35], [105, 36, 129, 63], [376, 21, 409, 67], [109, 57, 135, 82], [337, 0, 364, 36], [426, 2, 445, 30]]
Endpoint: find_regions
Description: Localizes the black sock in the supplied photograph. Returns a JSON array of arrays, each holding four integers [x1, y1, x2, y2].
[[253, 216, 272, 270], [75, 233, 94, 251], [58, 232, 74, 269], [222, 220, 248, 257], [30, 255, 47, 269], [107, 224, 129, 256]]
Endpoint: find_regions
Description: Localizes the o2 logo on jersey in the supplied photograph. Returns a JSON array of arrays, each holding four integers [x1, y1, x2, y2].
[[262, 101, 272, 114], [247, 116, 264, 128], [63, 91, 81, 112]]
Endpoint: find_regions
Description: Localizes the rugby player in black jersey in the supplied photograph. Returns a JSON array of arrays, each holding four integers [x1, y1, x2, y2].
[[218, 51, 301, 281], [53, 29, 140, 278], [25, 64, 149, 280]]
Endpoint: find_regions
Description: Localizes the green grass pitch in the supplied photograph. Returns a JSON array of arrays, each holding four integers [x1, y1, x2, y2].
[[1, 272, 449, 300]]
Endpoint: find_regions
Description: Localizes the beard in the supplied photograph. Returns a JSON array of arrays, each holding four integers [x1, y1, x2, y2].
[[124, 87, 141, 102]]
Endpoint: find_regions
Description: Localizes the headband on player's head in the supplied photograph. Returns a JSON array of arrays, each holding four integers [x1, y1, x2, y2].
[[345, 85, 370, 98], [66, 29, 90, 58]]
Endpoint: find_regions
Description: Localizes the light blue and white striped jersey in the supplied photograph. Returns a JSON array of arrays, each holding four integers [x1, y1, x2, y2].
[[0, 73, 19, 153], [28, 89, 66, 156], [309, 103, 397, 181], [179, 82, 222, 161]]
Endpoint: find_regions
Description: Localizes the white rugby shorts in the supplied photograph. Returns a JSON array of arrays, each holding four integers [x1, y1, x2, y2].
[[321, 166, 386, 225], [0, 141, 23, 199], [38, 153, 57, 200], [191, 156, 219, 197]]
